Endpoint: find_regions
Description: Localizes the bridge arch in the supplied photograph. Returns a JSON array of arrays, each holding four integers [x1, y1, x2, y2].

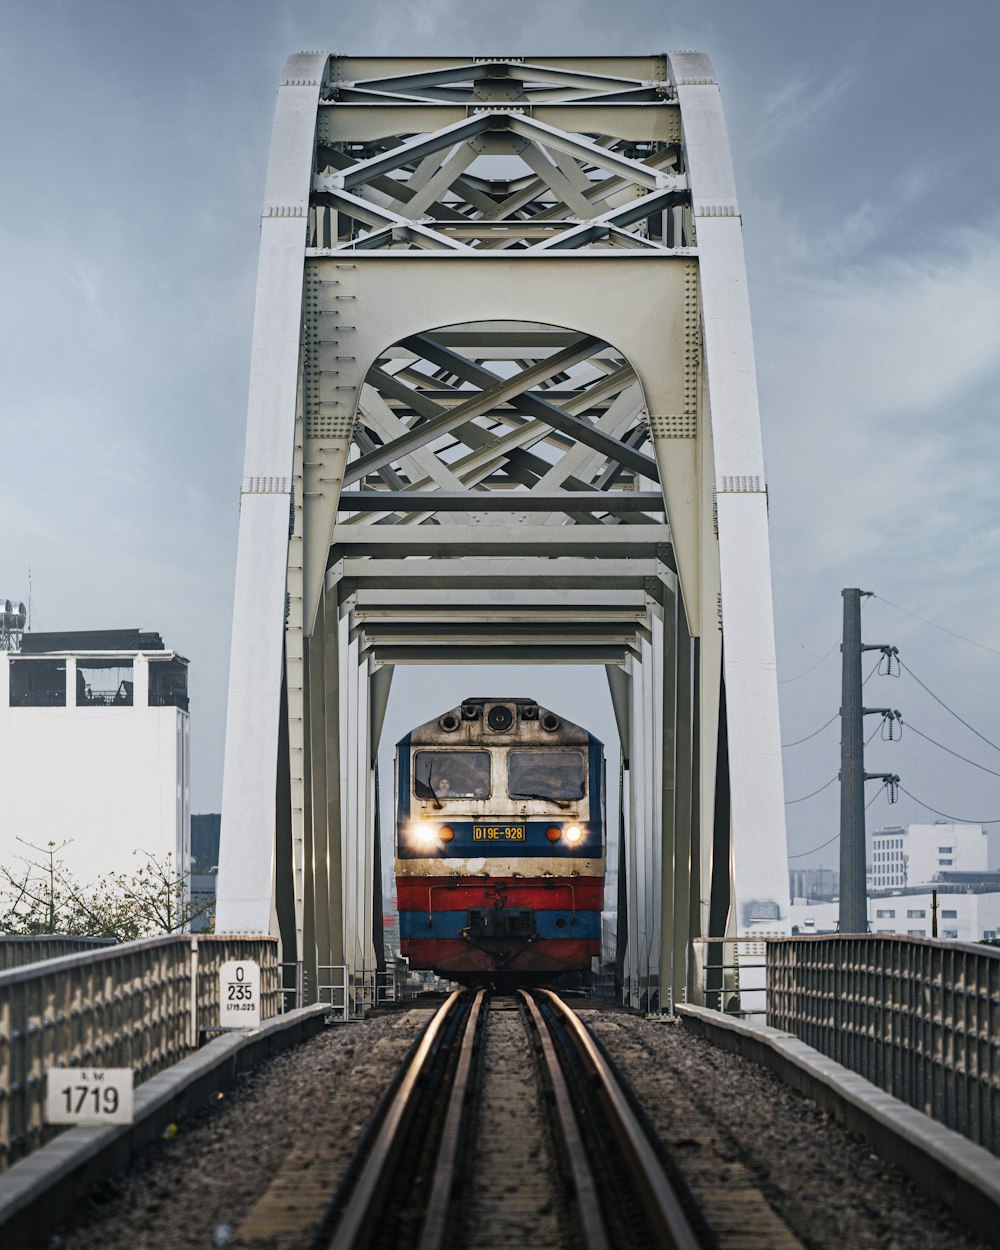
[[216, 52, 789, 1013]]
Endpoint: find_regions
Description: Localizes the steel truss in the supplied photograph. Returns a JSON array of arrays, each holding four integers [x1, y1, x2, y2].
[[217, 54, 790, 1012]]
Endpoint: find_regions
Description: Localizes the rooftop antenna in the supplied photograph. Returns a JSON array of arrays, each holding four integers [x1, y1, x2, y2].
[[27, 565, 31, 631]]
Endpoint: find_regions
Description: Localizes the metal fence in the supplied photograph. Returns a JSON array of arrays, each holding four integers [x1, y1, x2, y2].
[[0, 933, 279, 1170], [767, 934, 1000, 1153], [0, 936, 117, 971]]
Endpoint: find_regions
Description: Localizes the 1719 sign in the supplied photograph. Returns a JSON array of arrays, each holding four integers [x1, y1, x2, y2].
[[45, 1068, 134, 1125], [219, 959, 261, 1028]]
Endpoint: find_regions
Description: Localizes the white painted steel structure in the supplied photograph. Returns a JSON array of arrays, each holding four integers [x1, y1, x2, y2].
[[217, 53, 790, 1011]]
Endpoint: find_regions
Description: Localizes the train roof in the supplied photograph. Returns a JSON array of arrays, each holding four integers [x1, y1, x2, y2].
[[400, 697, 599, 748]]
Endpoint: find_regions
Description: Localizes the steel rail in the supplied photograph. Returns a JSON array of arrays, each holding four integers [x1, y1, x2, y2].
[[518, 991, 611, 1250], [537, 989, 702, 1250], [327, 989, 467, 1250], [416, 988, 487, 1250]]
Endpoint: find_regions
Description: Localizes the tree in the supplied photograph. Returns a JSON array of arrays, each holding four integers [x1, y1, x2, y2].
[[0, 840, 213, 940]]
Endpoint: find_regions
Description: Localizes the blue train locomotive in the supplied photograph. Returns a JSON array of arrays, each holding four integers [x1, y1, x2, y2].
[[395, 697, 605, 982]]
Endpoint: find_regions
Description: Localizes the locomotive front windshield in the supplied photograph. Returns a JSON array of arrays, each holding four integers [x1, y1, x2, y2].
[[413, 750, 491, 799], [508, 751, 585, 801]]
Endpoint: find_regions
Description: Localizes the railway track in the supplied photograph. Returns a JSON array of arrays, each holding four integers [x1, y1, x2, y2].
[[312, 989, 719, 1250]]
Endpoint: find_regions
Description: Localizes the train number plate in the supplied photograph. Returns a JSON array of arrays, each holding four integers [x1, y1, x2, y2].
[[473, 824, 526, 841]]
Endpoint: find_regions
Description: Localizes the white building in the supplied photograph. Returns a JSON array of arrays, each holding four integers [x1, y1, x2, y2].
[[0, 630, 190, 886], [791, 892, 1000, 943], [870, 822, 987, 891], [870, 890, 1000, 942]]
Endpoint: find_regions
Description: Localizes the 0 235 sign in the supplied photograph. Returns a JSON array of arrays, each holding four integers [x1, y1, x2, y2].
[[45, 1068, 134, 1125], [219, 959, 261, 1028]]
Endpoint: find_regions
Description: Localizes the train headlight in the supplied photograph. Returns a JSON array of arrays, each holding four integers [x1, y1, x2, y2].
[[563, 824, 583, 844], [411, 822, 440, 850]]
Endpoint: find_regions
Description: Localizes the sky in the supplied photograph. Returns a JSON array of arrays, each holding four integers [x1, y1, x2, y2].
[[2, 0, 1000, 873]]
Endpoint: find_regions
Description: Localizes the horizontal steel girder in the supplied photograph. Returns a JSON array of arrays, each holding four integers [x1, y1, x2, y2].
[[330, 524, 671, 559], [368, 644, 633, 666], [341, 587, 658, 608], [337, 491, 666, 513], [350, 605, 652, 622], [333, 554, 664, 578], [355, 620, 650, 644]]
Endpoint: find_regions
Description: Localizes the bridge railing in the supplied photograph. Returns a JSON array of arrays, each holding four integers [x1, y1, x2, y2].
[[0, 933, 279, 1170], [0, 935, 117, 971], [767, 934, 1000, 1153]]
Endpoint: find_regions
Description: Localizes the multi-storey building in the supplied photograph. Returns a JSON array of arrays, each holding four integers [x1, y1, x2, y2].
[[870, 822, 987, 891], [0, 629, 190, 885]]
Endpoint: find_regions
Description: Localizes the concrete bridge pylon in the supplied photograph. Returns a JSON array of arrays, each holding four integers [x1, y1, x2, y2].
[[216, 52, 790, 1012]]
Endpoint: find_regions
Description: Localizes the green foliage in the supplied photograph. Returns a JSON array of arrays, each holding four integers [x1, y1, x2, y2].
[[979, 938, 1000, 948], [0, 839, 212, 940]]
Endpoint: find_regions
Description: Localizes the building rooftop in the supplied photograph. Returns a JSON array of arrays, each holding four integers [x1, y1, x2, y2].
[[870, 875, 1000, 898], [19, 629, 167, 654]]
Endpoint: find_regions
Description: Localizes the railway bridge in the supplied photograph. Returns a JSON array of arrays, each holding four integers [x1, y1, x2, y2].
[[216, 51, 789, 1014], [2, 52, 998, 1250]]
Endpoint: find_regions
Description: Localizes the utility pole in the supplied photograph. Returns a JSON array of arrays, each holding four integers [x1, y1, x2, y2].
[[839, 589, 900, 934]]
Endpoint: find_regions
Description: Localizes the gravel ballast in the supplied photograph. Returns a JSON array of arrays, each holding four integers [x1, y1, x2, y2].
[[49, 1011, 428, 1250], [40, 1003, 994, 1250], [585, 1011, 991, 1250]]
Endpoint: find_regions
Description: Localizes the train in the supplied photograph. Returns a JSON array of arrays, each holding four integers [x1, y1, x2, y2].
[[394, 697, 605, 984]]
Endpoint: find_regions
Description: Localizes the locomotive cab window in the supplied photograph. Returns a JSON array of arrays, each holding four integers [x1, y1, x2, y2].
[[414, 751, 491, 799], [508, 751, 585, 801]]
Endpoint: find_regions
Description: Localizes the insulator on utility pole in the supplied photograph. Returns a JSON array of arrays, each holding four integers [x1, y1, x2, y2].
[[838, 588, 900, 935]]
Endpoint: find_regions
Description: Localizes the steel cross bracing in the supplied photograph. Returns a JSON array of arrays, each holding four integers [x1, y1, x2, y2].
[[217, 54, 791, 1014]]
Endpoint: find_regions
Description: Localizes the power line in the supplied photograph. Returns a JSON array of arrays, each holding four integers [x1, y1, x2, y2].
[[783, 658, 883, 749], [778, 638, 839, 685], [780, 597, 871, 685], [899, 659, 1000, 755], [897, 785, 1000, 825], [903, 721, 1000, 780], [862, 655, 882, 686], [782, 712, 838, 749], [785, 775, 837, 805], [789, 831, 839, 858], [877, 595, 1000, 659], [789, 778, 891, 858]]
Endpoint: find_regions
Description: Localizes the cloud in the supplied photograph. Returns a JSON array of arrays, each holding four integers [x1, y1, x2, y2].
[[753, 62, 857, 155], [761, 218, 1000, 574]]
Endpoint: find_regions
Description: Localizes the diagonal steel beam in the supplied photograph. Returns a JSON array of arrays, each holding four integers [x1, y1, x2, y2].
[[343, 334, 604, 486], [370, 362, 647, 513], [486, 61, 649, 93], [518, 143, 597, 218], [404, 334, 661, 481], [506, 114, 676, 189], [387, 142, 479, 218], [318, 114, 494, 190], [314, 187, 470, 251], [356, 386, 472, 524], [347, 62, 517, 94], [533, 184, 689, 251]]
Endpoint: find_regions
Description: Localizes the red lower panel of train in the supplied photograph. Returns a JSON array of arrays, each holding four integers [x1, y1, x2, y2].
[[396, 875, 603, 976]]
